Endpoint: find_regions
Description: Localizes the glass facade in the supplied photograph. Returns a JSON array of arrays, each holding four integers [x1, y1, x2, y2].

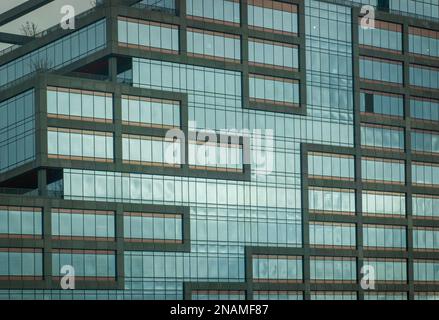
[[0, 0, 438, 301], [0, 90, 35, 173], [0, 20, 106, 88]]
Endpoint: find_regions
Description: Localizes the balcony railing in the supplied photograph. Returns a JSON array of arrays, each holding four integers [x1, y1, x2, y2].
[[0, 2, 104, 60], [131, 2, 177, 15], [0, 187, 39, 196]]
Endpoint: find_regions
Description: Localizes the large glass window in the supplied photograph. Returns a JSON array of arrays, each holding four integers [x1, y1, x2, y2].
[[410, 64, 439, 90], [411, 97, 439, 123], [118, 17, 179, 53], [359, 19, 402, 52], [52, 249, 116, 279], [310, 257, 356, 283], [412, 129, 439, 155], [363, 258, 407, 283], [253, 291, 303, 300], [188, 138, 243, 172], [252, 255, 302, 283], [249, 74, 300, 107], [360, 90, 404, 118], [362, 191, 406, 217], [47, 128, 114, 162], [414, 260, 439, 283], [187, 28, 240, 62], [52, 209, 115, 241], [390, 0, 438, 20], [309, 222, 356, 249], [0, 248, 43, 279], [248, 0, 298, 35], [359, 56, 403, 84], [124, 212, 183, 243], [413, 227, 439, 251], [308, 187, 355, 215], [47, 87, 113, 122], [413, 195, 439, 219], [361, 157, 405, 184], [187, 0, 240, 25], [412, 162, 439, 187], [361, 123, 404, 151], [0, 207, 42, 238], [363, 224, 407, 250], [192, 290, 245, 300], [311, 291, 357, 300], [249, 38, 299, 71], [122, 95, 180, 128], [308, 152, 355, 181], [0, 90, 35, 173], [364, 292, 407, 300], [409, 27, 439, 58], [122, 134, 181, 167]]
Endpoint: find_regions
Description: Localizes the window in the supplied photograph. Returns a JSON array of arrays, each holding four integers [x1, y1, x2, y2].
[[308, 152, 355, 181], [122, 95, 180, 128], [187, 0, 240, 25], [188, 138, 243, 172], [413, 195, 439, 219], [414, 260, 439, 283], [309, 222, 356, 249], [363, 258, 407, 283], [52, 249, 116, 280], [359, 19, 402, 52], [122, 134, 181, 167], [364, 292, 407, 300], [412, 129, 439, 155], [308, 187, 355, 215], [415, 292, 439, 300], [361, 123, 404, 151], [0, 248, 43, 280], [362, 191, 406, 217], [412, 162, 439, 187], [360, 90, 404, 118], [52, 209, 115, 241], [249, 74, 300, 107], [252, 255, 302, 283], [118, 17, 179, 53], [253, 291, 303, 300], [361, 157, 405, 184], [363, 224, 407, 250], [187, 28, 240, 62], [410, 64, 439, 90], [413, 227, 439, 251], [47, 128, 114, 162], [311, 291, 357, 300], [411, 97, 439, 122], [47, 87, 113, 122], [132, 58, 242, 98], [0, 90, 35, 173], [390, 0, 438, 20], [124, 212, 183, 243], [248, 0, 298, 35], [0, 206, 42, 238], [249, 38, 299, 71], [310, 257, 357, 283], [409, 27, 439, 58], [360, 56, 403, 84], [192, 290, 245, 300]]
